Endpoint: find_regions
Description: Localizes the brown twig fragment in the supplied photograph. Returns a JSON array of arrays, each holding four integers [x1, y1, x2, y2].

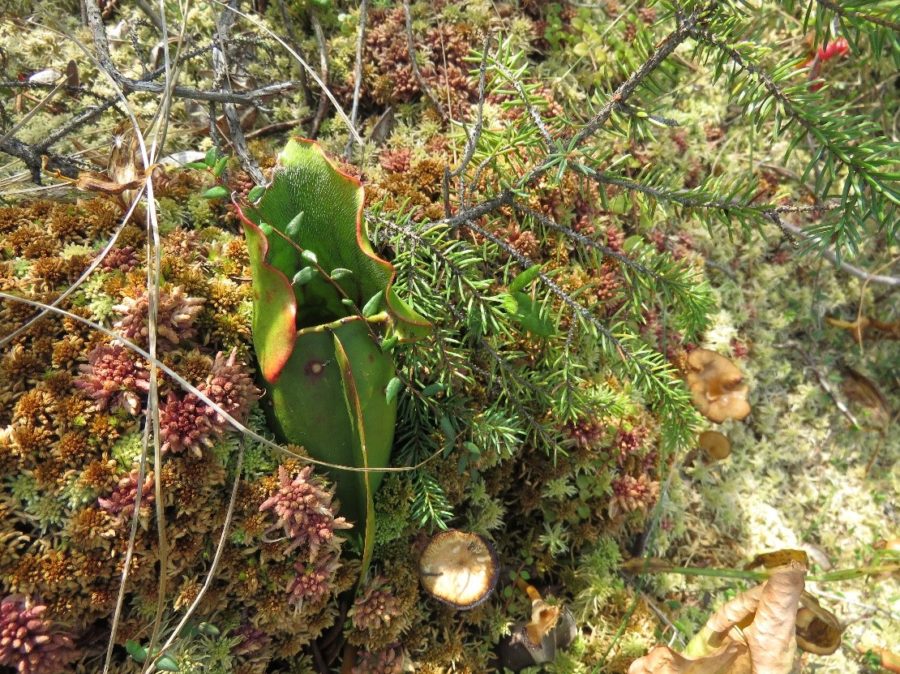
[[83, 0, 297, 106], [402, 0, 446, 119], [309, 9, 331, 139], [213, 0, 264, 184], [344, 0, 368, 159]]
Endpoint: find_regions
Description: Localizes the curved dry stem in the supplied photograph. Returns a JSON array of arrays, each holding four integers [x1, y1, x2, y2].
[[21, 17, 167, 673], [145, 445, 244, 674]]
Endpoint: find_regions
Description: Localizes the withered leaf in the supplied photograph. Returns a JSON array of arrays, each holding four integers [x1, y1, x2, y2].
[[629, 557, 823, 674], [65, 60, 79, 90], [826, 315, 900, 343], [74, 171, 142, 195], [840, 366, 891, 429], [795, 592, 842, 655], [744, 549, 808, 571], [524, 600, 561, 647]]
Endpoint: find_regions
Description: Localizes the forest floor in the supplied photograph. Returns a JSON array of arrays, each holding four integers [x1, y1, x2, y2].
[[0, 1, 897, 673]]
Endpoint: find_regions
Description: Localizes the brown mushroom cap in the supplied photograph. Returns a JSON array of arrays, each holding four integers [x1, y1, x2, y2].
[[698, 430, 731, 461], [796, 592, 843, 655], [685, 348, 751, 423], [419, 530, 498, 609]]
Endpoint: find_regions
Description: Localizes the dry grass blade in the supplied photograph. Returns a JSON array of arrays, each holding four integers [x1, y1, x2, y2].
[[0, 79, 66, 148], [145, 445, 244, 673]]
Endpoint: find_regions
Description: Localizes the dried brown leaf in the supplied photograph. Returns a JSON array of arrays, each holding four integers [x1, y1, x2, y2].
[[628, 642, 749, 674], [826, 316, 900, 343], [73, 171, 142, 195], [795, 593, 842, 655], [743, 562, 805, 674], [840, 366, 891, 429], [630, 558, 812, 674], [744, 549, 808, 571], [524, 600, 561, 646]]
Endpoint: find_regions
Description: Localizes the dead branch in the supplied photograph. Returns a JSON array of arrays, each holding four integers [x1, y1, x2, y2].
[[402, 0, 446, 119], [0, 136, 84, 182], [84, 0, 298, 106], [771, 214, 900, 288], [277, 0, 314, 108], [308, 9, 330, 139], [343, 0, 368, 159], [213, 0, 264, 184]]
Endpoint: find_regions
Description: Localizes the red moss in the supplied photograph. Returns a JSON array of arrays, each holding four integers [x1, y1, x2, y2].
[[0, 595, 77, 674], [75, 344, 149, 416], [98, 469, 154, 521], [99, 246, 139, 272], [609, 473, 659, 518], [112, 286, 204, 346], [259, 466, 351, 557], [566, 417, 604, 450]]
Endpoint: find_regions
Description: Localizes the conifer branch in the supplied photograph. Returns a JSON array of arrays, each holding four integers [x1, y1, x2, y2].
[[814, 0, 900, 32], [690, 25, 899, 251], [520, 6, 706, 189]]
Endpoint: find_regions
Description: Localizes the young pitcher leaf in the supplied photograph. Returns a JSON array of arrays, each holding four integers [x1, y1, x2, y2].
[[333, 331, 376, 579]]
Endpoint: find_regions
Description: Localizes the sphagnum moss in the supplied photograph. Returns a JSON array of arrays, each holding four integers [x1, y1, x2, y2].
[[1, 0, 897, 671]]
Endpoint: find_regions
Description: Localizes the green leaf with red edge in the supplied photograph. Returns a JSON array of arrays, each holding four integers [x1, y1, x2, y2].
[[234, 138, 430, 556], [235, 138, 429, 382], [239, 214, 297, 383]]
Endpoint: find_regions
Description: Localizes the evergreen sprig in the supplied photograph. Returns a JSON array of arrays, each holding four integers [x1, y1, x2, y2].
[[690, 25, 899, 254], [374, 1, 894, 528]]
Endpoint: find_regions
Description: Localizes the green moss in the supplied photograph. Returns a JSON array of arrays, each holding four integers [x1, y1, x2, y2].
[[373, 474, 412, 547], [80, 272, 117, 322], [111, 432, 144, 470]]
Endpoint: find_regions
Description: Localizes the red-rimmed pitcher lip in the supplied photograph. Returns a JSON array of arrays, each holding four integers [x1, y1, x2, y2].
[[285, 138, 430, 333], [232, 196, 297, 384]]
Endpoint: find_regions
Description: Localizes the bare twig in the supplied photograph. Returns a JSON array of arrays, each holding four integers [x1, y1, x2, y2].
[[134, 0, 165, 33], [245, 117, 310, 139], [277, 0, 314, 108], [770, 214, 900, 287], [36, 98, 121, 152], [792, 346, 861, 428], [401, 0, 445, 119], [309, 9, 330, 139], [213, 0, 264, 184], [450, 32, 490, 209], [344, 0, 369, 160], [84, 0, 296, 105], [145, 445, 244, 673], [0, 135, 83, 182], [211, 0, 363, 146], [0, 79, 66, 148]]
